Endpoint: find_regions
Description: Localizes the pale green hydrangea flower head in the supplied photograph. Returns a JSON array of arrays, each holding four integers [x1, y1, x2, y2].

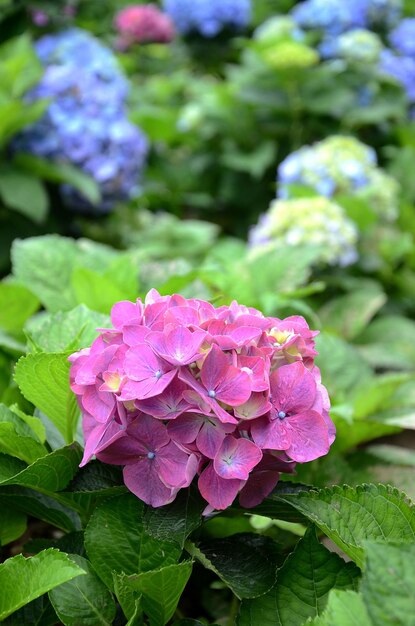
[[249, 197, 358, 267]]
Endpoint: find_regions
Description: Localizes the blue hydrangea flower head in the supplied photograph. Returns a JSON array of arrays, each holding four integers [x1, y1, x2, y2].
[[248, 197, 359, 267], [389, 18, 415, 57], [13, 28, 148, 212], [162, 0, 251, 37], [277, 136, 399, 221], [320, 29, 383, 63], [292, 0, 401, 35], [380, 49, 415, 102]]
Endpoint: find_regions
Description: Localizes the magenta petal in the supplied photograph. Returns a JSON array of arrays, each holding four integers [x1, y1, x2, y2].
[[214, 436, 262, 480], [200, 345, 229, 394], [163, 327, 206, 365], [196, 417, 234, 459], [215, 366, 252, 406], [167, 412, 204, 444], [251, 415, 291, 451], [111, 300, 143, 329], [239, 460, 280, 508], [124, 345, 168, 381], [136, 378, 192, 419], [284, 411, 330, 462], [234, 392, 271, 420], [270, 362, 316, 414], [81, 418, 126, 466], [155, 441, 194, 488], [198, 463, 242, 510], [179, 368, 237, 424], [124, 459, 177, 507], [119, 369, 177, 401], [123, 324, 150, 346], [82, 385, 115, 423], [96, 432, 148, 465]]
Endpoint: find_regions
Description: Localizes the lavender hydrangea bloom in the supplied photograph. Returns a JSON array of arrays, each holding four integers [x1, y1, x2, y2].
[[389, 18, 415, 57], [380, 49, 415, 102], [162, 0, 251, 37], [319, 29, 383, 63], [14, 28, 148, 213], [292, 0, 401, 36], [277, 136, 399, 221]]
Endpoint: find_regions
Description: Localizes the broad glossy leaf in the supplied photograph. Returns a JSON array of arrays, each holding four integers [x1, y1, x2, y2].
[[0, 283, 39, 333], [0, 166, 48, 222], [14, 352, 75, 442], [115, 561, 193, 626], [144, 487, 205, 548], [0, 507, 27, 545], [2, 595, 58, 626], [0, 443, 82, 492], [0, 422, 47, 463], [49, 555, 116, 626], [0, 549, 85, 621], [26, 305, 110, 353], [277, 484, 415, 568], [308, 590, 371, 626], [238, 527, 360, 626], [187, 534, 279, 599], [71, 267, 128, 314], [84, 494, 182, 591], [362, 542, 415, 626]]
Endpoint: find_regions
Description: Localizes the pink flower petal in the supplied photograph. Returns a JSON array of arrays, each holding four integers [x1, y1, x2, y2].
[[198, 463, 242, 510], [284, 411, 330, 462], [270, 361, 316, 414], [214, 436, 262, 480], [124, 459, 177, 507]]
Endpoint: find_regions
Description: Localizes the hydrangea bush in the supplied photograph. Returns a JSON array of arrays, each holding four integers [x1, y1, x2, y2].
[[277, 135, 399, 221], [69, 290, 335, 511], [162, 0, 251, 37], [13, 28, 148, 212], [114, 4, 175, 48], [249, 197, 358, 267]]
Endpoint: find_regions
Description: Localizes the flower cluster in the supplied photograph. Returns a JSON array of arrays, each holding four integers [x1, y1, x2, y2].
[[162, 0, 251, 38], [69, 291, 335, 511], [291, 0, 401, 37], [13, 29, 148, 213], [380, 19, 415, 104], [319, 28, 383, 63], [114, 4, 175, 48], [277, 136, 399, 221], [248, 197, 358, 268]]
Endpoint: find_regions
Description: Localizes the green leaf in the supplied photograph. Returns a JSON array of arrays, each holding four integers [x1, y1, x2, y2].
[[14, 352, 76, 442], [0, 166, 48, 222], [0, 422, 47, 463], [0, 453, 26, 481], [0, 487, 81, 532], [238, 527, 360, 626], [49, 555, 116, 626], [15, 154, 101, 205], [0, 443, 82, 492], [315, 333, 372, 401], [0, 283, 39, 334], [276, 484, 415, 568], [308, 590, 371, 626], [0, 507, 27, 546], [84, 494, 182, 591], [71, 267, 127, 314], [26, 305, 110, 353], [186, 534, 278, 599], [2, 595, 58, 626], [144, 487, 205, 548], [356, 315, 415, 371], [361, 542, 415, 626], [319, 286, 386, 340], [67, 460, 123, 494], [115, 561, 193, 626], [352, 373, 414, 419], [10, 405, 46, 443], [0, 548, 85, 621]]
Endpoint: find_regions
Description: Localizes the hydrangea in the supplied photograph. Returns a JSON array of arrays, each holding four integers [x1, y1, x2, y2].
[[319, 29, 383, 63], [249, 198, 358, 267], [254, 16, 305, 44], [13, 29, 148, 212], [291, 0, 401, 36], [114, 4, 175, 48], [277, 136, 399, 221], [162, 0, 251, 37], [69, 291, 335, 511], [379, 49, 415, 103], [389, 18, 415, 57]]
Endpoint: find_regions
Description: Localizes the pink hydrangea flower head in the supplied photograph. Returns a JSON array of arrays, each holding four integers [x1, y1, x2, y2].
[[115, 4, 176, 47], [69, 290, 335, 511]]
